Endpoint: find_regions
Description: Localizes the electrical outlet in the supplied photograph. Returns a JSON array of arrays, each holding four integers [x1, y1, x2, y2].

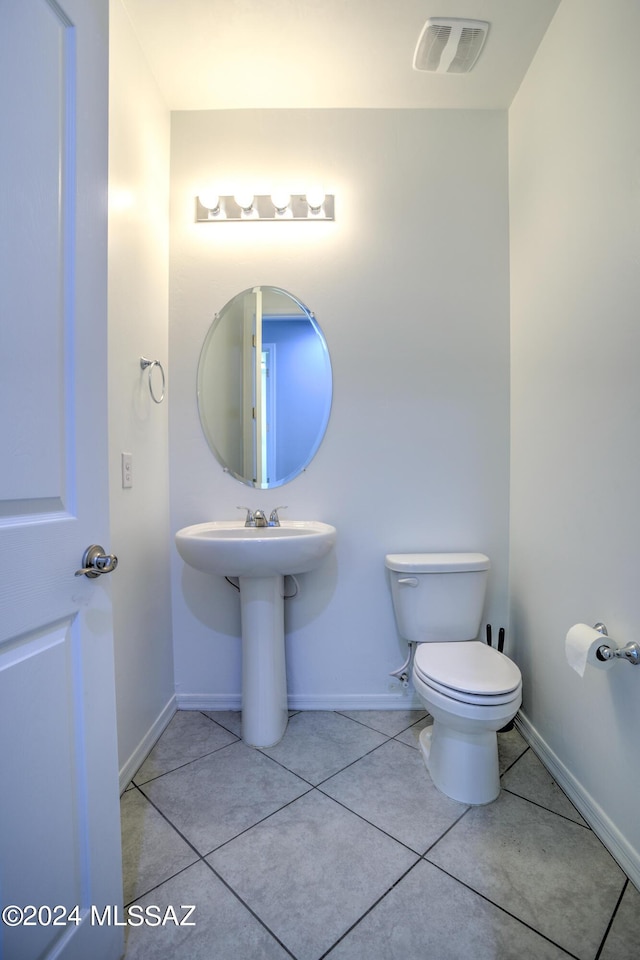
[[121, 452, 133, 489]]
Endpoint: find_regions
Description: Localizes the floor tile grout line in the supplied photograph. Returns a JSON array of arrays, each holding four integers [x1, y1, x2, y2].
[[313, 784, 434, 858], [594, 878, 628, 960], [255, 735, 397, 788], [123, 823, 298, 959], [308, 738, 409, 788], [128, 779, 331, 919], [420, 750, 587, 862], [123, 857, 202, 910], [420, 803, 473, 858], [198, 709, 241, 737], [501, 785, 592, 829], [130, 778, 312, 918], [132, 735, 242, 787], [199, 708, 303, 738], [199, 785, 316, 859], [497, 743, 530, 776], [200, 858, 299, 960], [125, 782, 209, 904], [253, 748, 326, 786], [315, 859, 425, 960], [422, 859, 584, 960], [513, 734, 606, 832], [515, 738, 602, 818], [314, 743, 391, 786], [333, 709, 429, 739]]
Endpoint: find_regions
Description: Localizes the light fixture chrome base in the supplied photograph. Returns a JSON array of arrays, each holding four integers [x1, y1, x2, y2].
[[196, 194, 334, 222]]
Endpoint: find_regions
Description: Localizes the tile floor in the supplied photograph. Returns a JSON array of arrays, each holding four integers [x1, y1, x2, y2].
[[120, 710, 639, 960]]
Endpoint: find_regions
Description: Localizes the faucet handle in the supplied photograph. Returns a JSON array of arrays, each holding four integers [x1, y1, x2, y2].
[[269, 506, 288, 526], [237, 506, 255, 526]]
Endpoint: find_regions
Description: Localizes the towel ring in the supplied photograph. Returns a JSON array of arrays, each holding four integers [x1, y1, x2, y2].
[[140, 357, 165, 404]]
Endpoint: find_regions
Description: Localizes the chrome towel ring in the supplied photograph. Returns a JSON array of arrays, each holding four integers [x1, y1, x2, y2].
[[140, 357, 166, 404]]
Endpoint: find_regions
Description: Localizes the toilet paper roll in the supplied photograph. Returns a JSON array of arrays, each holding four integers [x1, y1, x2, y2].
[[565, 623, 614, 677]]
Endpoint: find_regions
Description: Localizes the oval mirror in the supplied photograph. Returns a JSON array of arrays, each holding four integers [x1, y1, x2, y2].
[[197, 286, 332, 489]]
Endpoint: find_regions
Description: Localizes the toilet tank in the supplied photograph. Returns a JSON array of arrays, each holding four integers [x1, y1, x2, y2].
[[385, 553, 490, 643]]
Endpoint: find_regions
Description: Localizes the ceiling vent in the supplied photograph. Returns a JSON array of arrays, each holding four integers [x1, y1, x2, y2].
[[413, 18, 489, 74]]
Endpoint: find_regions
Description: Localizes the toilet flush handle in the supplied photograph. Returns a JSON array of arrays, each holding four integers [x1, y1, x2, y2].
[[397, 577, 419, 587]]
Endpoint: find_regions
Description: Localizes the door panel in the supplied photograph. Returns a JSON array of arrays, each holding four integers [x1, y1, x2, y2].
[[0, 1, 122, 958], [2, 621, 83, 960]]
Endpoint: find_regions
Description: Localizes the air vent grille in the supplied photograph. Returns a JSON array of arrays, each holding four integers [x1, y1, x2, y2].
[[413, 18, 489, 74]]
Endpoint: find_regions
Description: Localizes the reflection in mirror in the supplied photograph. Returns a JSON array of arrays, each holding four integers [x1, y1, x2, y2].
[[197, 287, 332, 489]]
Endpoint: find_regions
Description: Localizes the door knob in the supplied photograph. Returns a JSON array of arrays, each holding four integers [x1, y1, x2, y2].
[[75, 544, 119, 578]]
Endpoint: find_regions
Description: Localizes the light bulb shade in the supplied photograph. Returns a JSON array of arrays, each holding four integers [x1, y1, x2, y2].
[[271, 191, 291, 214], [198, 191, 220, 213], [305, 187, 326, 212], [234, 192, 255, 213]]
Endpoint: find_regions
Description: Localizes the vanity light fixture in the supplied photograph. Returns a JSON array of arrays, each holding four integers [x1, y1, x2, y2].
[[198, 191, 225, 219], [196, 190, 335, 222], [233, 192, 257, 218], [271, 190, 292, 217], [305, 187, 326, 215]]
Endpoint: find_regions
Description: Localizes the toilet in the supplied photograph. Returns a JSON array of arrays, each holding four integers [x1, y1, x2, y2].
[[385, 552, 522, 805]]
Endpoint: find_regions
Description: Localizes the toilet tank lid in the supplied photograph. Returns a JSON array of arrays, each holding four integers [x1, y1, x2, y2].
[[385, 552, 490, 573]]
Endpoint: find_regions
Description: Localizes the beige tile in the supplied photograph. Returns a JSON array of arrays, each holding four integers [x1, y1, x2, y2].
[[133, 711, 238, 784], [426, 790, 626, 959], [121, 789, 198, 904], [391, 714, 433, 749], [337, 708, 428, 737], [497, 724, 528, 773], [259, 711, 387, 784], [600, 881, 640, 960], [202, 709, 242, 738], [121, 710, 635, 959], [502, 747, 587, 825], [123, 860, 290, 960], [141, 739, 309, 855], [208, 790, 418, 960], [326, 860, 574, 960], [321, 739, 467, 853]]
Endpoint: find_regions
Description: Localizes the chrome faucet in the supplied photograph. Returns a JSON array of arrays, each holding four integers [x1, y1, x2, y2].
[[237, 506, 256, 526], [253, 509, 268, 527], [238, 506, 287, 527], [269, 506, 287, 527]]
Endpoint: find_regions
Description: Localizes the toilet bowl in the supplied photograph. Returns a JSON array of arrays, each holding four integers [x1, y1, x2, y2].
[[413, 640, 521, 804], [385, 552, 522, 805]]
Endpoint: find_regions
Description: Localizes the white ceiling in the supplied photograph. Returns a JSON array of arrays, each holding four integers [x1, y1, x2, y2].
[[121, 0, 561, 111]]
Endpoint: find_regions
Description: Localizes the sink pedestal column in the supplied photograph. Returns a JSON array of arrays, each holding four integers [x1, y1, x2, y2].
[[238, 574, 288, 747]]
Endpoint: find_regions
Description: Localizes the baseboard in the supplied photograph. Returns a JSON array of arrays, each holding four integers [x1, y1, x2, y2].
[[287, 692, 424, 711], [516, 711, 640, 890], [175, 691, 423, 712], [119, 695, 177, 793], [176, 693, 242, 711]]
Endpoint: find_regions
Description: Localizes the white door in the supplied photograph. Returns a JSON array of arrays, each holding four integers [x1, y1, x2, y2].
[[0, 2, 123, 959]]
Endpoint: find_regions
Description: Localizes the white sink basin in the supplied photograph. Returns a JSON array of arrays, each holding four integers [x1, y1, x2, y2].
[[175, 518, 336, 748], [175, 520, 336, 578]]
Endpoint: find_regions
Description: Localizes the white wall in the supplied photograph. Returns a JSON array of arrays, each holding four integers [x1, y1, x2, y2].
[[108, 0, 174, 786], [509, 0, 640, 883], [169, 109, 511, 709]]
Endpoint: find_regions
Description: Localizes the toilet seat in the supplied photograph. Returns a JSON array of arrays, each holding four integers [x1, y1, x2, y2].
[[414, 641, 521, 706]]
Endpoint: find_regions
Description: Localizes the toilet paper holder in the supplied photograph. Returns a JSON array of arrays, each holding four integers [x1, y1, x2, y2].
[[593, 623, 640, 666]]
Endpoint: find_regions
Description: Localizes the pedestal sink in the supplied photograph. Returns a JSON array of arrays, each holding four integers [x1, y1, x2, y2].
[[175, 520, 336, 747]]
